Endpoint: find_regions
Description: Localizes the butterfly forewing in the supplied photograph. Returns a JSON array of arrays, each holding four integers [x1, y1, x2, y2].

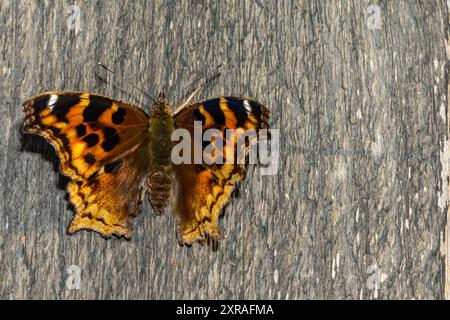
[[23, 92, 149, 180]]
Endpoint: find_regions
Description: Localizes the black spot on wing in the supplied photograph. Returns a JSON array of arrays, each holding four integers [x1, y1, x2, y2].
[[76, 124, 87, 137], [249, 100, 262, 121], [51, 94, 81, 122], [104, 159, 122, 173], [82, 95, 112, 122], [203, 98, 225, 127], [81, 212, 108, 225], [225, 98, 248, 127], [84, 154, 96, 165], [101, 127, 120, 151], [194, 109, 206, 126], [203, 98, 221, 108], [83, 133, 99, 147], [33, 95, 50, 113], [112, 107, 126, 124]]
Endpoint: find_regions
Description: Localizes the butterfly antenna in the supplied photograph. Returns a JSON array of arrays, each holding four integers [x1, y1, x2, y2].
[[96, 63, 157, 103], [181, 60, 225, 93]]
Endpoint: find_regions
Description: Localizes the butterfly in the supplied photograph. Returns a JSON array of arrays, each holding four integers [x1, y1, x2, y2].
[[22, 90, 269, 245]]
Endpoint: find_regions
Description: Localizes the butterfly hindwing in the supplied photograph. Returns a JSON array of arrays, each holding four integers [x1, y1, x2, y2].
[[173, 97, 269, 245], [23, 92, 150, 238], [67, 145, 149, 239]]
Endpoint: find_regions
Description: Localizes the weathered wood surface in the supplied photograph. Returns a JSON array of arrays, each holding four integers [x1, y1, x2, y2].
[[0, 0, 449, 299]]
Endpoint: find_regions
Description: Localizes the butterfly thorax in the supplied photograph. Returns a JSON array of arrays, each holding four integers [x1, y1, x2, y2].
[[146, 94, 174, 214]]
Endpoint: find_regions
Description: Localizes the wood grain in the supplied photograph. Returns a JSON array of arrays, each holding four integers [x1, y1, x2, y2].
[[0, 0, 448, 299]]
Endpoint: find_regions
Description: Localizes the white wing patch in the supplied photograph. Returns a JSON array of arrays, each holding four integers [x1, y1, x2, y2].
[[48, 94, 58, 108], [243, 99, 252, 113]]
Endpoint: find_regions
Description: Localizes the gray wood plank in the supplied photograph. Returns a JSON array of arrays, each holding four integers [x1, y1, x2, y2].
[[0, 0, 448, 299]]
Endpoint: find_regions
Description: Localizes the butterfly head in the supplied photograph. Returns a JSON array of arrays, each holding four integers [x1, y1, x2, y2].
[[152, 92, 170, 115]]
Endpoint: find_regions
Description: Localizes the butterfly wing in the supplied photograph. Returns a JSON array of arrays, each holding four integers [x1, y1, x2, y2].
[[173, 97, 269, 245], [23, 92, 150, 238], [66, 146, 149, 238]]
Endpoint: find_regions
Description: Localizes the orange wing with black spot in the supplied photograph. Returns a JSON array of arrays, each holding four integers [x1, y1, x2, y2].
[[23, 92, 150, 238], [173, 97, 270, 245]]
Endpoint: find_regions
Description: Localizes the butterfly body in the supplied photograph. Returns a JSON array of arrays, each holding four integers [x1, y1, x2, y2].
[[23, 91, 269, 245], [147, 93, 175, 214]]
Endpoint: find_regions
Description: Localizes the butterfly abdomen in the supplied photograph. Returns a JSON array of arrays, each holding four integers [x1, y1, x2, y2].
[[147, 108, 174, 214]]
